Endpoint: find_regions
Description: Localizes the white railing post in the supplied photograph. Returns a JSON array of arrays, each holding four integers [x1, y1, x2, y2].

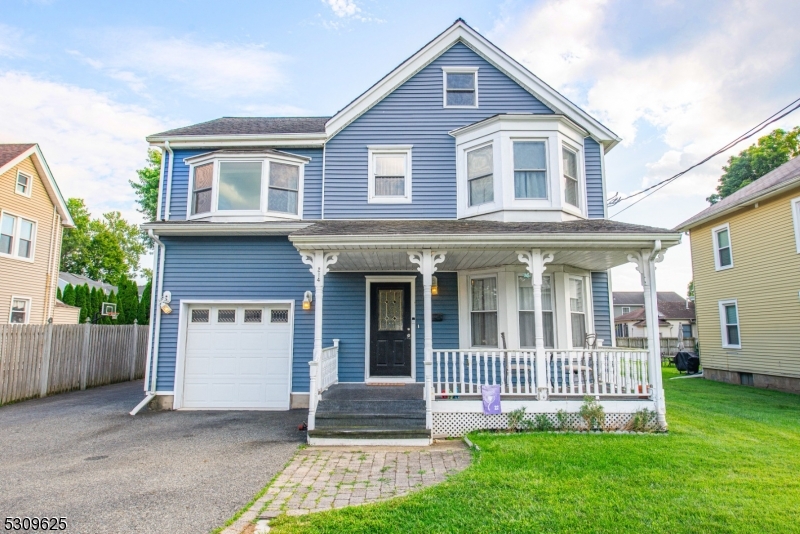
[[517, 250, 554, 400], [308, 360, 318, 429]]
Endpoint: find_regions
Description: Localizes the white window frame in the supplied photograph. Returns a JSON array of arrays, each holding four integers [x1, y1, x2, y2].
[[469, 274, 499, 348], [465, 141, 495, 209], [9, 296, 32, 324], [568, 275, 588, 348], [517, 273, 555, 348], [184, 152, 306, 221], [562, 142, 582, 210], [718, 299, 741, 349], [0, 210, 36, 262], [792, 196, 800, 254], [621, 306, 631, 315], [712, 223, 734, 271], [442, 67, 479, 109], [15, 170, 32, 198], [367, 145, 412, 204], [511, 139, 550, 201]]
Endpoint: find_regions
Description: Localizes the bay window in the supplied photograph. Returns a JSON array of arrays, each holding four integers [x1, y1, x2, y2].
[[518, 274, 554, 348], [563, 146, 580, 208], [467, 144, 493, 207], [268, 163, 300, 213], [513, 141, 547, 199], [471, 276, 498, 347], [569, 277, 586, 347], [217, 161, 262, 211], [191, 163, 213, 215]]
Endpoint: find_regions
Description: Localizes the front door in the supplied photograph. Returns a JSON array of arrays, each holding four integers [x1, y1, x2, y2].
[[369, 282, 412, 377]]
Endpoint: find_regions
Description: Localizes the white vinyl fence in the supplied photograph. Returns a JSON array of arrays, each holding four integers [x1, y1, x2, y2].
[[0, 322, 148, 405]]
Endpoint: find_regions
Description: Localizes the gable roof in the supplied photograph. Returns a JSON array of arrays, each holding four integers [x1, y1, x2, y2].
[[325, 19, 620, 149], [0, 143, 74, 227], [150, 117, 329, 139], [676, 156, 800, 231], [615, 297, 695, 322], [613, 291, 687, 306]]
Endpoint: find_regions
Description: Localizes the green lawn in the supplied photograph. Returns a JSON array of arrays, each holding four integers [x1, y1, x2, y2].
[[270, 368, 800, 533]]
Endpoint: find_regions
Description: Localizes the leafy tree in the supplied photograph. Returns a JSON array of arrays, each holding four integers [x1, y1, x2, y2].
[[138, 280, 152, 325], [60, 199, 92, 276], [707, 127, 800, 204], [57, 286, 62, 301], [62, 284, 76, 306], [130, 149, 161, 222], [75, 284, 88, 323], [115, 275, 140, 325], [687, 280, 695, 299]]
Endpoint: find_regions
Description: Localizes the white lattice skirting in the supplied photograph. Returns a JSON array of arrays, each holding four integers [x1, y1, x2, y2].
[[432, 412, 654, 437]]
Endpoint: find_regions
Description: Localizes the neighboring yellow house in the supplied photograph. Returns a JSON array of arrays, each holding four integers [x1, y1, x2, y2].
[[677, 156, 800, 394], [0, 144, 75, 325]]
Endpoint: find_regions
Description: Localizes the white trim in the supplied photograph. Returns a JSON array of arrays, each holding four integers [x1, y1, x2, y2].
[[561, 142, 582, 211], [14, 170, 32, 198], [515, 272, 556, 349], [442, 66, 479, 109], [9, 296, 32, 324], [792, 196, 800, 254], [308, 436, 432, 446], [0, 210, 37, 263], [567, 274, 588, 348], [718, 298, 741, 349], [173, 299, 296, 410], [367, 146, 413, 204], [364, 276, 417, 383], [712, 223, 733, 271]]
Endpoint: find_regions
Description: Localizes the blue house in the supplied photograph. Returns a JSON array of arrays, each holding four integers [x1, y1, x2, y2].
[[140, 20, 680, 443]]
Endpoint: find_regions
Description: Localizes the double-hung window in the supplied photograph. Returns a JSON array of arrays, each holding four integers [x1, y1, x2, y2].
[[16, 171, 31, 197], [191, 163, 213, 216], [514, 141, 547, 199], [713, 224, 733, 270], [368, 147, 411, 203], [9, 297, 30, 324], [563, 146, 580, 208], [0, 213, 35, 260], [792, 197, 800, 253], [467, 144, 493, 207], [518, 274, 554, 348], [268, 163, 299, 213], [682, 323, 693, 339], [569, 277, 587, 347], [719, 300, 740, 348], [443, 68, 477, 107], [471, 276, 498, 347]]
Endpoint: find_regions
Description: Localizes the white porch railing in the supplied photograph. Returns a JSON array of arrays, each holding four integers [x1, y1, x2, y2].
[[433, 348, 651, 398], [319, 339, 339, 393]]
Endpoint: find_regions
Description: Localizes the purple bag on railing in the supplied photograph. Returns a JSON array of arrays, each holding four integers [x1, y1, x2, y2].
[[482, 385, 501, 415]]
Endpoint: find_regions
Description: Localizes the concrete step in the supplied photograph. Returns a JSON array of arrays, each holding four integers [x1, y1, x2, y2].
[[315, 413, 426, 430], [316, 399, 425, 414], [307, 427, 431, 440]]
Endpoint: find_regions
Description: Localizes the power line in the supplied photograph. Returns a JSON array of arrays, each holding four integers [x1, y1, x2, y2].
[[608, 97, 800, 218]]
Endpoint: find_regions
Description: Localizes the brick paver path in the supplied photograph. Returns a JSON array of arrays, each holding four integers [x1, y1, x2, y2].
[[222, 441, 471, 533]]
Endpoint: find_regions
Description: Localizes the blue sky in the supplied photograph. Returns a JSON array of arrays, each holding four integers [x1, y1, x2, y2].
[[2, 0, 799, 291]]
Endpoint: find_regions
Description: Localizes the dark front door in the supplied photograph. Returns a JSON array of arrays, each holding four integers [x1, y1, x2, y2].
[[369, 282, 412, 377]]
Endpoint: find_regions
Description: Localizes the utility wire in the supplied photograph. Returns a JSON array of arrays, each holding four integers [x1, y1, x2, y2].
[[608, 97, 800, 218]]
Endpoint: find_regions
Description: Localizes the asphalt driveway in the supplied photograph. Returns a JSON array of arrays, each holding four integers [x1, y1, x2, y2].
[[0, 381, 305, 533]]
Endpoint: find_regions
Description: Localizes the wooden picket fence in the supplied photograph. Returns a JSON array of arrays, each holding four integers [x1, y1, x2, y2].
[[0, 322, 149, 405]]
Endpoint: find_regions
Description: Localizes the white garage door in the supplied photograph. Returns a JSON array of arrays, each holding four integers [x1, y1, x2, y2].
[[182, 304, 292, 409]]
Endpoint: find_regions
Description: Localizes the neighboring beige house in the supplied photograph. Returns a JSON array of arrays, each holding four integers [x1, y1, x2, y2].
[[0, 144, 75, 325], [677, 156, 800, 393], [613, 291, 696, 339]]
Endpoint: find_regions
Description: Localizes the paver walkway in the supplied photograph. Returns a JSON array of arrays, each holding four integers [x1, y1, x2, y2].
[[223, 441, 472, 533]]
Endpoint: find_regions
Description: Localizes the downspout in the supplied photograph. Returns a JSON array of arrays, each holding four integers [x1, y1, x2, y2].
[[163, 141, 174, 221], [156, 145, 166, 221], [45, 205, 58, 321], [131, 229, 166, 415], [320, 141, 326, 220]]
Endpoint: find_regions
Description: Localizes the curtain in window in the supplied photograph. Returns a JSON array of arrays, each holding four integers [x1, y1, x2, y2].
[[374, 154, 406, 196], [514, 142, 547, 199]]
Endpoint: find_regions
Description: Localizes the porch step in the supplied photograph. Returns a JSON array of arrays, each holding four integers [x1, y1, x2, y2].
[[316, 399, 425, 414], [307, 427, 431, 440], [315, 412, 426, 430]]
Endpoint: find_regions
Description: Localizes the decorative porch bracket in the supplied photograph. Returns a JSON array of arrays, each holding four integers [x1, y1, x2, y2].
[[516, 250, 554, 400], [299, 250, 339, 431], [627, 241, 667, 429], [408, 249, 447, 430]]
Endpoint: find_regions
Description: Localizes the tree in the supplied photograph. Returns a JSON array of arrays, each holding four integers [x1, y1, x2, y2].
[[75, 284, 88, 323], [56, 286, 62, 301], [138, 280, 152, 325], [687, 280, 695, 299], [62, 284, 76, 306], [130, 149, 161, 222], [115, 275, 140, 325], [707, 127, 800, 204]]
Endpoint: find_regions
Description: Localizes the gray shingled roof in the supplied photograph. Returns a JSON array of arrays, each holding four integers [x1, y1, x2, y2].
[[615, 299, 695, 322], [0, 143, 35, 168], [613, 291, 686, 306], [677, 156, 800, 230], [150, 117, 330, 138], [291, 219, 676, 236]]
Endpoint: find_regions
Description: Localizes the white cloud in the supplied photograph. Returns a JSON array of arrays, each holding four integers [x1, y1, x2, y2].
[[0, 71, 167, 224], [0, 24, 26, 58], [324, 0, 361, 18]]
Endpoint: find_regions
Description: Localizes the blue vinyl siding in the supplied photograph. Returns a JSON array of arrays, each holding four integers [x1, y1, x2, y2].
[[163, 147, 323, 221], [591, 271, 613, 345], [324, 42, 553, 219], [584, 137, 605, 219], [154, 236, 314, 391]]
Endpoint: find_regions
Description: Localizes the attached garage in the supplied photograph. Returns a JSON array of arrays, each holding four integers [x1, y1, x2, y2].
[[177, 302, 293, 410]]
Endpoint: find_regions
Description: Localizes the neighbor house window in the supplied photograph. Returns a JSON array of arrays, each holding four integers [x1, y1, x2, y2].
[[217, 161, 262, 211], [471, 276, 497, 347], [443, 68, 478, 107], [514, 141, 547, 199], [713, 224, 733, 270], [569, 277, 586, 347], [16, 171, 31, 197], [518, 274, 554, 348], [621, 306, 631, 315], [367, 147, 412, 203], [191, 163, 213, 215], [616, 323, 629, 338], [0, 213, 35, 260], [682, 323, 693, 339], [9, 297, 30, 324], [563, 146, 580, 208], [719, 300, 740, 348], [268, 163, 299, 213], [467, 144, 493, 207]]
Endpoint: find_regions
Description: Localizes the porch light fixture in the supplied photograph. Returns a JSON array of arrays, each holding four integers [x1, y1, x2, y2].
[[159, 291, 172, 315], [302, 290, 313, 310], [431, 276, 439, 296]]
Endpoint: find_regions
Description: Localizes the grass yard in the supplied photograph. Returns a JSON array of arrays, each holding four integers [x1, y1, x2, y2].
[[270, 368, 800, 533]]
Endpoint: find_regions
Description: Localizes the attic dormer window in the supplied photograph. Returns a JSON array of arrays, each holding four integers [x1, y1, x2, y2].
[[443, 67, 478, 108]]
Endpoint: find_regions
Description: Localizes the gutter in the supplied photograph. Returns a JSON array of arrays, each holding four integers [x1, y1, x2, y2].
[[155, 145, 166, 223], [163, 141, 174, 221]]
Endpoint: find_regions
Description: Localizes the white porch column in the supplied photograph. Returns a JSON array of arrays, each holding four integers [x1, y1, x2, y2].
[[408, 249, 446, 430], [517, 250, 554, 400], [628, 243, 667, 429], [300, 250, 339, 431]]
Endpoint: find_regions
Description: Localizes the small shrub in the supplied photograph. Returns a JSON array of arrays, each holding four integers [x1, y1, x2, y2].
[[579, 396, 605, 431], [555, 409, 569, 430], [533, 413, 554, 431], [507, 407, 527, 432], [626, 408, 657, 432]]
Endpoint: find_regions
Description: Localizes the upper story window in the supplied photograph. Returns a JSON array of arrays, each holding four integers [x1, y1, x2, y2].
[[443, 67, 478, 108], [467, 144, 493, 207], [713, 223, 733, 270], [563, 146, 580, 208], [0, 212, 35, 261], [514, 141, 547, 199], [185, 150, 309, 220], [15, 171, 32, 197], [518, 274, 554, 348], [367, 146, 412, 204]]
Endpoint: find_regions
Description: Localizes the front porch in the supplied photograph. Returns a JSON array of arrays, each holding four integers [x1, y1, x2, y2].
[[292, 220, 680, 443]]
